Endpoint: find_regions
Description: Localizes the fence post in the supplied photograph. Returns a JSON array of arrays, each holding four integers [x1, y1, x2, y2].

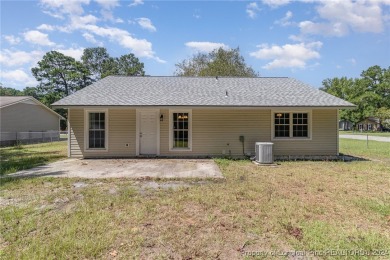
[[366, 134, 368, 149]]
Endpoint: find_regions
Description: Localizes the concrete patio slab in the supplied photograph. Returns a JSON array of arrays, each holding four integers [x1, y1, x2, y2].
[[9, 159, 224, 179]]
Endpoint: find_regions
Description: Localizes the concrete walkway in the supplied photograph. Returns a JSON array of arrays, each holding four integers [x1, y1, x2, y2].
[[9, 159, 224, 179], [340, 134, 390, 143]]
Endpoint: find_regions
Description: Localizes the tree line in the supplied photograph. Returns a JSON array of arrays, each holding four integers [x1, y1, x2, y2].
[[1, 47, 389, 128], [321, 65, 390, 129]]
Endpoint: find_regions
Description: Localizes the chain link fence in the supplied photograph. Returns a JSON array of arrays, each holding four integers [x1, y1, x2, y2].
[[0, 131, 68, 147]]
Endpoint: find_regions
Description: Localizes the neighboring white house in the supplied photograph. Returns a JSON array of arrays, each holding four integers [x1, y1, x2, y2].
[[0, 96, 63, 145], [339, 119, 353, 130]]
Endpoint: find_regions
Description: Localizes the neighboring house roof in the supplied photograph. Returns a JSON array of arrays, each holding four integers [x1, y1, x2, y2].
[[357, 117, 380, 124], [0, 96, 64, 119], [52, 76, 356, 108]]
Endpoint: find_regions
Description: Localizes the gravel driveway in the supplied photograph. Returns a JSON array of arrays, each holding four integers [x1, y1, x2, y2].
[[9, 159, 224, 179]]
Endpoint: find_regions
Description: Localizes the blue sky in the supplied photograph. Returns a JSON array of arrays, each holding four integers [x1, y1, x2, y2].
[[1, 0, 389, 90]]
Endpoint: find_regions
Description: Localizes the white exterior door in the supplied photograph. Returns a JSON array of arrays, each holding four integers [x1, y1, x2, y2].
[[139, 110, 158, 155]]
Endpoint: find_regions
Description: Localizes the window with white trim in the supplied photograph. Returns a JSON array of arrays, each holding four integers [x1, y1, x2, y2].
[[173, 112, 189, 148], [274, 112, 309, 138], [367, 124, 372, 130], [88, 112, 106, 149], [169, 110, 192, 151]]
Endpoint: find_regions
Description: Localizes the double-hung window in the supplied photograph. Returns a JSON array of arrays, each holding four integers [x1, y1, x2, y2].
[[86, 111, 107, 150], [169, 110, 192, 150], [273, 112, 310, 139]]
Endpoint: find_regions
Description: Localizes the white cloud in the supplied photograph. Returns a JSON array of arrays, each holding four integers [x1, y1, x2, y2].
[[246, 2, 261, 19], [275, 11, 293, 26], [94, 0, 119, 9], [37, 0, 163, 63], [82, 33, 103, 46], [299, 0, 386, 36], [93, 0, 123, 23], [250, 41, 322, 69], [185, 42, 229, 52], [0, 49, 44, 67], [129, 0, 143, 7], [262, 0, 290, 8], [42, 10, 64, 19], [193, 9, 201, 19], [23, 30, 55, 46], [57, 14, 99, 33], [56, 47, 85, 60], [40, 0, 90, 15], [71, 14, 99, 26], [83, 24, 165, 62], [4, 35, 21, 45], [136, 18, 156, 32], [288, 34, 305, 42], [299, 21, 349, 37], [37, 24, 55, 31], [0, 69, 37, 86], [347, 58, 357, 66]]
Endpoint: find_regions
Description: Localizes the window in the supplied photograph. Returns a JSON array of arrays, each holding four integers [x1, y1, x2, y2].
[[367, 124, 372, 130], [173, 113, 189, 148], [358, 124, 363, 131], [273, 112, 310, 139], [87, 112, 106, 149], [169, 110, 192, 151], [292, 113, 308, 137], [275, 113, 290, 137]]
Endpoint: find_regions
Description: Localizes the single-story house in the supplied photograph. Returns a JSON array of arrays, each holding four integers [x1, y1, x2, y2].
[[339, 119, 353, 130], [52, 76, 355, 158], [356, 117, 381, 131], [0, 96, 63, 146]]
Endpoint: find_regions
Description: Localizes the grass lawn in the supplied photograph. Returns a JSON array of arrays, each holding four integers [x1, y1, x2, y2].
[[0, 141, 67, 175], [340, 130, 390, 137], [340, 138, 390, 162], [1, 139, 389, 259]]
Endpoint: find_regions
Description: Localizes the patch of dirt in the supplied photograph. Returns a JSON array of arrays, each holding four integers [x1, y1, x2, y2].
[[0, 197, 22, 207]]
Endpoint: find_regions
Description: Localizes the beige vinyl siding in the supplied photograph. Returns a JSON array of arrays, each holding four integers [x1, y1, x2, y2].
[[0, 102, 59, 133], [68, 108, 338, 158], [161, 109, 338, 157], [69, 109, 84, 158], [69, 108, 136, 158], [160, 109, 270, 157], [272, 109, 338, 155]]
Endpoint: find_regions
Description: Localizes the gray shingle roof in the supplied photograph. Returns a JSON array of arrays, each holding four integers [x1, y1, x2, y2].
[[0, 96, 31, 108], [52, 76, 355, 107]]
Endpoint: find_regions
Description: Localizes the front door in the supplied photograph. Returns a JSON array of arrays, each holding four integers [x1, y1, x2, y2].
[[139, 110, 158, 155]]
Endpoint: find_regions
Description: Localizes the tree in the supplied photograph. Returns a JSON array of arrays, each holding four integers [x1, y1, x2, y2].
[[0, 84, 39, 98], [175, 47, 258, 77], [22, 87, 39, 99], [116, 53, 145, 76], [376, 107, 390, 128], [0, 83, 23, 96], [321, 65, 390, 129], [81, 47, 145, 80], [81, 47, 111, 80], [360, 65, 390, 108], [32, 51, 92, 101]]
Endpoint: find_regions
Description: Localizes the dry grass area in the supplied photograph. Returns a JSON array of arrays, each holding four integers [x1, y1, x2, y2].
[[1, 140, 390, 259]]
